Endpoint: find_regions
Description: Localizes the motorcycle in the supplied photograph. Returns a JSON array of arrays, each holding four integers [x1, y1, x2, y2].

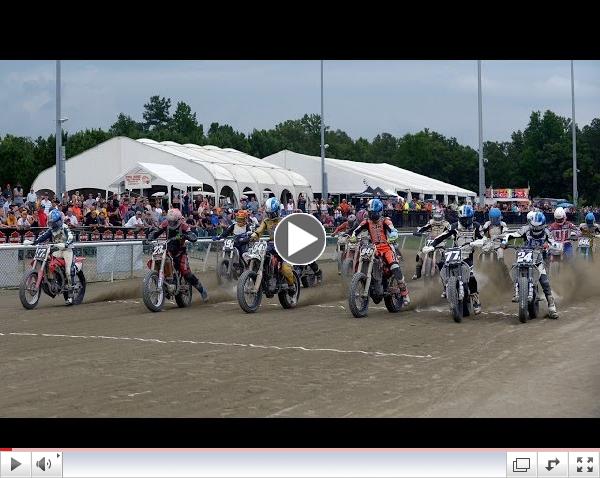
[[19, 243, 86, 309], [340, 233, 369, 283], [293, 264, 323, 288], [142, 238, 193, 312], [506, 244, 542, 323], [216, 233, 250, 284], [347, 239, 405, 318], [439, 239, 485, 323], [335, 233, 349, 274], [548, 231, 578, 277], [236, 240, 301, 313], [576, 235, 599, 261], [415, 233, 444, 281]]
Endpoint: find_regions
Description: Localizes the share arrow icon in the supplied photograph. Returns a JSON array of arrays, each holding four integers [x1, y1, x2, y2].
[[546, 458, 560, 471]]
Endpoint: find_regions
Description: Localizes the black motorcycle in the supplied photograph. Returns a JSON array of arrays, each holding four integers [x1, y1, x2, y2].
[[216, 233, 250, 284]]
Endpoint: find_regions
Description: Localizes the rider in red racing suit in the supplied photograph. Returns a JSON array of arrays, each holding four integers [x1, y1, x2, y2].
[[350, 199, 410, 305], [148, 208, 208, 301]]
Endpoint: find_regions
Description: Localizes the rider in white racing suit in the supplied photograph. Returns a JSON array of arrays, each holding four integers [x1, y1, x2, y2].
[[481, 207, 508, 262], [31, 209, 76, 304], [502, 211, 559, 319], [412, 208, 451, 280], [423, 205, 484, 314]]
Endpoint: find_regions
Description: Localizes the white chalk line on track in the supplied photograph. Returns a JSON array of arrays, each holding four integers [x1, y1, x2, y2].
[[1, 331, 436, 360]]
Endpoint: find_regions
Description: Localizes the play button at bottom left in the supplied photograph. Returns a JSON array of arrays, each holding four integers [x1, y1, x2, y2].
[[1, 452, 32, 477]]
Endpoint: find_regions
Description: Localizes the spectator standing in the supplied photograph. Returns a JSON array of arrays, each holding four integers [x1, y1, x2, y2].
[[247, 196, 259, 214], [297, 194, 306, 212], [182, 192, 191, 216], [26, 188, 37, 210], [309, 199, 318, 216], [84, 193, 95, 209], [37, 206, 48, 228], [339, 198, 351, 217], [3, 183, 12, 200]]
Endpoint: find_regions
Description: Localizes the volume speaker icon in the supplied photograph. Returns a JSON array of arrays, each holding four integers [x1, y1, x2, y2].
[[36, 457, 51, 471]]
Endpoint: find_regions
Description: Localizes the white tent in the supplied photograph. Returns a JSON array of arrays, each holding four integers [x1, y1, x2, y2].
[[31, 138, 313, 207], [109, 162, 202, 190], [262, 150, 476, 203]]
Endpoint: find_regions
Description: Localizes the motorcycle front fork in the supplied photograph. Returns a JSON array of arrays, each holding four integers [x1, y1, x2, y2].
[[514, 279, 534, 301]]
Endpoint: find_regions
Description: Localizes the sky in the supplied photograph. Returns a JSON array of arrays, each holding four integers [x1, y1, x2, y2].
[[0, 60, 598, 149]]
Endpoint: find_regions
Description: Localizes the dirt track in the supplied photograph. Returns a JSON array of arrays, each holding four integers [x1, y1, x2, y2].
[[1, 253, 599, 417]]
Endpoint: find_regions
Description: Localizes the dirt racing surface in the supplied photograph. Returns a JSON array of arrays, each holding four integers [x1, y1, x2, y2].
[[1, 252, 599, 417]]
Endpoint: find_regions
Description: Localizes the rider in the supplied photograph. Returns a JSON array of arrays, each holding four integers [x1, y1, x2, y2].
[[332, 214, 358, 236], [147, 208, 208, 302], [250, 197, 298, 290], [481, 207, 508, 263], [214, 209, 252, 256], [423, 204, 483, 314], [31, 209, 75, 305], [412, 208, 450, 280], [548, 206, 580, 258], [349, 198, 411, 305], [501, 211, 559, 319], [578, 212, 600, 257]]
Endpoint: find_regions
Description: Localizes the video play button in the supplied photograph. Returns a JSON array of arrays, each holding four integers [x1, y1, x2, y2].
[[11, 458, 21, 471], [274, 213, 327, 265]]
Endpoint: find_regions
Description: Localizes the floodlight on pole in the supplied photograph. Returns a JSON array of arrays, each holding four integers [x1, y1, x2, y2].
[[477, 60, 485, 207], [571, 60, 578, 206]]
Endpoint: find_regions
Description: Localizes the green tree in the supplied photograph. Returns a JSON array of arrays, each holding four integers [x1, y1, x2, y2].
[[109, 113, 144, 138], [170, 101, 204, 143], [142, 95, 172, 131]]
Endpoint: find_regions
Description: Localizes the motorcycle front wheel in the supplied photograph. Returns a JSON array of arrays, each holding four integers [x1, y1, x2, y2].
[[446, 278, 462, 323], [348, 272, 369, 318], [19, 270, 41, 310], [143, 270, 166, 313], [237, 270, 263, 313]]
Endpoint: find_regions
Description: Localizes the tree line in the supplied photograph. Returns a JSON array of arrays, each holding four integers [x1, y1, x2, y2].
[[1, 95, 599, 204]]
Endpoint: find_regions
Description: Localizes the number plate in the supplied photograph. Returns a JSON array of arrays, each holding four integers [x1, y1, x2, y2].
[[444, 249, 462, 263], [516, 250, 534, 264], [34, 246, 47, 261], [250, 241, 267, 255], [152, 244, 166, 256], [223, 239, 235, 250], [360, 246, 374, 257], [579, 237, 591, 247], [426, 239, 435, 247]]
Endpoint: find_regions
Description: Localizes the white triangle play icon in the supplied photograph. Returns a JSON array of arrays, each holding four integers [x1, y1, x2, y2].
[[288, 221, 319, 256]]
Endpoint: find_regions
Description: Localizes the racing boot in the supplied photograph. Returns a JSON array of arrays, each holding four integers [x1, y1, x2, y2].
[[412, 264, 422, 281], [400, 281, 411, 306], [195, 283, 208, 302], [315, 268, 323, 284], [546, 294, 559, 319], [470, 292, 482, 315]]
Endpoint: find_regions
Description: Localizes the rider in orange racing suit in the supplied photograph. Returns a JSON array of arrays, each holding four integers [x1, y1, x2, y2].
[[350, 198, 410, 305]]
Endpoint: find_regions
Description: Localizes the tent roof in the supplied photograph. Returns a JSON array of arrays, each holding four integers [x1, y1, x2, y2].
[[262, 150, 476, 197], [109, 162, 201, 188], [31, 137, 313, 206]]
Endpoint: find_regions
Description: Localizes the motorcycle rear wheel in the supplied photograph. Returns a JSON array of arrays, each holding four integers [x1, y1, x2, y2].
[[384, 276, 404, 313], [279, 271, 300, 309], [19, 270, 41, 310], [63, 270, 86, 305], [175, 281, 193, 308]]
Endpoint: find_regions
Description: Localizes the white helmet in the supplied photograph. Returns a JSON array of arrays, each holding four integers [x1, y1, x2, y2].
[[554, 207, 566, 223], [526, 211, 535, 224], [166, 208, 182, 230], [264, 197, 281, 219]]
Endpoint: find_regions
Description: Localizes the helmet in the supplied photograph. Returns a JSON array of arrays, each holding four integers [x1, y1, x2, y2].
[[367, 198, 383, 221], [235, 210, 248, 226], [356, 209, 368, 223], [530, 211, 546, 232], [489, 207, 502, 225], [48, 209, 63, 232], [458, 204, 474, 227], [432, 208, 444, 222], [166, 208, 182, 230], [347, 214, 356, 223], [554, 207, 566, 224], [585, 212, 595, 226], [264, 197, 281, 219], [527, 211, 535, 224]]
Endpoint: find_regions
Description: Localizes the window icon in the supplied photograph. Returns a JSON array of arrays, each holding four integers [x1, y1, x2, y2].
[[514, 458, 531, 472]]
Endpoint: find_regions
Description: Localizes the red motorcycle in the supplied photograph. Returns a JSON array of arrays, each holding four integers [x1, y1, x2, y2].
[[19, 243, 86, 309]]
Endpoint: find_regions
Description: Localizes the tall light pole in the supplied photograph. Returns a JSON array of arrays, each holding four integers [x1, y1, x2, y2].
[[56, 60, 62, 198], [571, 60, 578, 206], [477, 60, 485, 208], [320, 60, 328, 201]]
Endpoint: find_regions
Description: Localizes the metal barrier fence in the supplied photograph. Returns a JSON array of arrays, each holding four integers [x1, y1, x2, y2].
[[0, 230, 521, 289]]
